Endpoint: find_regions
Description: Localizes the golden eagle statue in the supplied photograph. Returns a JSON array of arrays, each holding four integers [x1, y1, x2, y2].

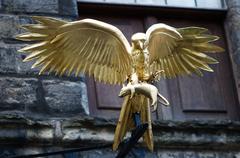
[[16, 16, 224, 151]]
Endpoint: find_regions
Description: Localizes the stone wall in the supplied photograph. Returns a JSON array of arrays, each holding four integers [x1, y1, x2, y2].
[[1, 115, 240, 158], [0, 0, 89, 119], [0, 0, 240, 158], [225, 0, 240, 108]]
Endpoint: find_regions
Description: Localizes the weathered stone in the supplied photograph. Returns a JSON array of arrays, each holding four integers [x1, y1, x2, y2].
[[0, 14, 34, 41], [78, 148, 116, 158], [227, 0, 240, 8], [0, 114, 239, 157], [0, 15, 19, 40], [61, 118, 240, 150], [225, 0, 240, 114], [0, 46, 40, 74], [0, 114, 54, 149], [156, 151, 238, 158], [157, 152, 182, 158], [1, 0, 58, 14], [1, 147, 240, 158], [0, 16, 73, 75], [0, 14, 74, 42], [0, 47, 16, 73], [198, 153, 216, 158], [183, 152, 196, 158], [26, 127, 54, 143], [1, 0, 78, 17], [42, 79, 88, 116], [0, 77, 38, 112], [0, 15, 18, 38], [58, 0, 78, 17]]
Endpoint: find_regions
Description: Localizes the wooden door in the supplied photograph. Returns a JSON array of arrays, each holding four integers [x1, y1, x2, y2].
[[156, 17, 239, 120], [79, 10, 240, 121]]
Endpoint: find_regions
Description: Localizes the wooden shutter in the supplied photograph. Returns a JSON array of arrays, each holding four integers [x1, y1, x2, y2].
[[156, 17, 239, 120]]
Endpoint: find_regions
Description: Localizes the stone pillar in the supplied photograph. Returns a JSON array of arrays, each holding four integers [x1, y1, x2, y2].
[[225, 0, 240, 105], [0, 0, 89, 118]]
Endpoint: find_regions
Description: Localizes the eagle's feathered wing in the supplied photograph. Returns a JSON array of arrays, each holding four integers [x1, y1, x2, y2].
[[146, 23, 224, 79], [16, 16, 132, 84]]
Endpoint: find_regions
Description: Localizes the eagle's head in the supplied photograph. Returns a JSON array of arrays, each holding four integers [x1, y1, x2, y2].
[[131, 33, 147, 50]]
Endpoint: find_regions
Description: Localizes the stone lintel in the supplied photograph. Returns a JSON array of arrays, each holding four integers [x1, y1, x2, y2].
[[0, 114, 240, 151]]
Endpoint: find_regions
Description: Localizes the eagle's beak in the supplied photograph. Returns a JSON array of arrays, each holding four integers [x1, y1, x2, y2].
[[138, 41, 144, 50]]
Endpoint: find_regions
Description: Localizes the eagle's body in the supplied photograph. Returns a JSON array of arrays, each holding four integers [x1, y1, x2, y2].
[[16, 16, 224, 152], [131, 33, 150, 82], [131, 49, 149, 81], [117, 39, 155, 150]]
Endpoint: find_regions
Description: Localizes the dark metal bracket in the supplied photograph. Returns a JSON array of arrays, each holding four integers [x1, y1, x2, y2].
[[116, 123, 148, 158], [116, 112, 148, 158]]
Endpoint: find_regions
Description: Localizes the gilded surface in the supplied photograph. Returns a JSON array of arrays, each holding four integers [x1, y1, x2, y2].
[[16, 16, 224, 151]]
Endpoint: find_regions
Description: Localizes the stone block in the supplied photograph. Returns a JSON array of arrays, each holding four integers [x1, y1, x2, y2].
[[183, 152, 196, 158], [157, 152, 182, 158], [78, 149, 116, 158], [1, 0, 78, 17], [1, 0, 58, 14], [58, 0, 78, 17], [0, 46, 39, 74], [227, 0, 240, 8], [0, 14, 73, 42], [0, 47, 16, 73], [0, 15, 19, 40], [197, 153, 216, 158], [0, 44, 86, 79], [42, 79, 88, 116], [0, 14, 34, 41], [156, 151, 237, 158], [0, 77, 38, 112], [0, 14, 78, 76]]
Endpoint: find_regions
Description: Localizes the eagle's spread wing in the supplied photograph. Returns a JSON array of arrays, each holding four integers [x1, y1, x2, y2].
[[146, 24, 224, 79], [16, 16, 132, 84]]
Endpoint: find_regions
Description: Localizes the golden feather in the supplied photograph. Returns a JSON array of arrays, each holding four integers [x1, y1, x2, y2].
[[16, 16, 132, 84], [146, 25, 224, 79]]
